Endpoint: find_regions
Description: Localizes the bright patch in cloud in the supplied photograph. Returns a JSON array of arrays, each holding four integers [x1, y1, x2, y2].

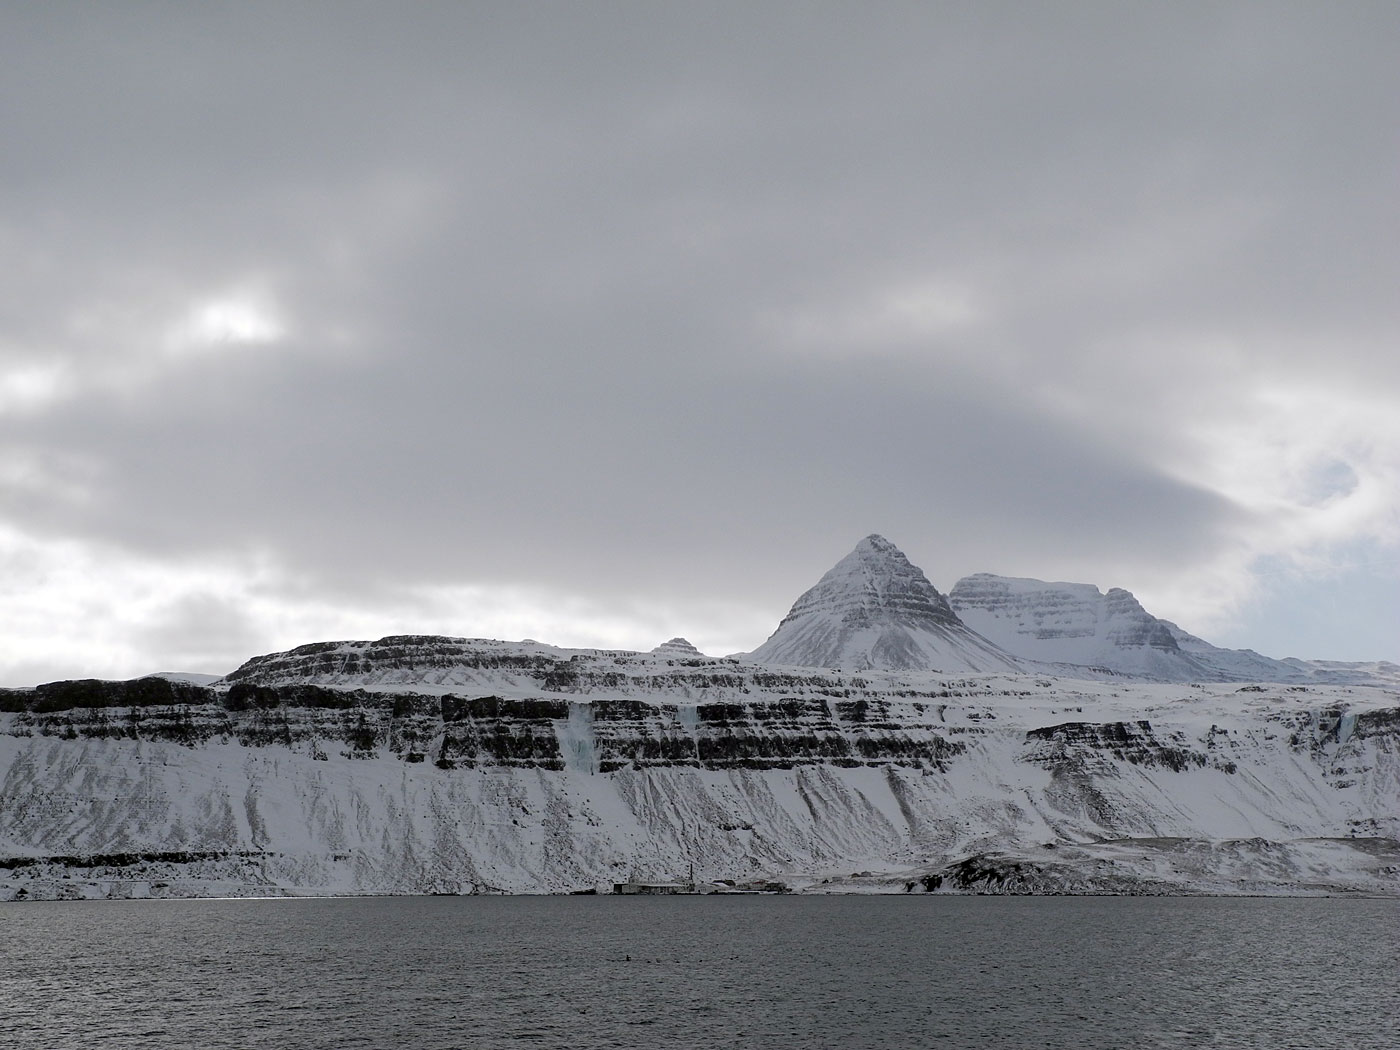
[[0, 359, 72, 415], [166, 291, 284, 356], [0, 525, 770, 686], [1136, 379, 1400, 640]]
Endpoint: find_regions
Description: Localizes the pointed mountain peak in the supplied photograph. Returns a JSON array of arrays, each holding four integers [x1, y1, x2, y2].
[[845, 533, 912, 567], [803, 535, 959, 627], [855, 533, 898, 553], [746, 536, 1022, 672]]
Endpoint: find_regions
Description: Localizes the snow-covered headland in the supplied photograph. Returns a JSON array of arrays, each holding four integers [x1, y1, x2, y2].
[[3, 537, 1397, 900]]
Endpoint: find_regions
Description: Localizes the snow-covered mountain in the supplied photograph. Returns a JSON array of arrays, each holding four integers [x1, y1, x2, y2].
[[650, 637, 706, 658], [746, 535, 1023, 673], [2, 535, 1398, 901], [1, 639, 1397, 899], [948, 573, 1400, 686], [948, 573, 1209, 681]]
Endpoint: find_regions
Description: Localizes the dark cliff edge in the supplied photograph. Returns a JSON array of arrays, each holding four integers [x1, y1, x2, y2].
[[0, 676, 966, 773]]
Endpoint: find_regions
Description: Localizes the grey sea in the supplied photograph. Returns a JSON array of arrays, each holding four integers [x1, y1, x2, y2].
[[2, 896, 1396, 1049]]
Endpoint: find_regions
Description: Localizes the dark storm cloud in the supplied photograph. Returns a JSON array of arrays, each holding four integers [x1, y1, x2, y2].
[[3, 3, 1398, 663]]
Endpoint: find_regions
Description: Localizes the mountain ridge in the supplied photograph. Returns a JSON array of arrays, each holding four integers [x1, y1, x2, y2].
[[948, 571, 1398, 686], [2, 535, 1398, 900]]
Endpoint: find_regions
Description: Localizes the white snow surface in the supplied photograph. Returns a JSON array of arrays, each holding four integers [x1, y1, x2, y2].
[[2, 634, 1397, 899], [3, 537, 1397, 899], [950, 573, 1400, 687], [148, 671, 225, 686]]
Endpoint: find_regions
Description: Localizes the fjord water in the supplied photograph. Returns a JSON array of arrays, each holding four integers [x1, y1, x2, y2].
[[2, 897, 1395, 1049]]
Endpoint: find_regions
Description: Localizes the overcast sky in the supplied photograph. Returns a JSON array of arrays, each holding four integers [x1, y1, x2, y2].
[[3, 3, 1397, 684]]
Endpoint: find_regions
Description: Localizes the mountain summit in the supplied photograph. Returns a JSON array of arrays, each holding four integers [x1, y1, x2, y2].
[[650, 637, 705, 658], [746, 535, 1023, 672]]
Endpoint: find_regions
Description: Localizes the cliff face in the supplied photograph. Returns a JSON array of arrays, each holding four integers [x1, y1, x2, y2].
[[2, 638, 1398, 899]]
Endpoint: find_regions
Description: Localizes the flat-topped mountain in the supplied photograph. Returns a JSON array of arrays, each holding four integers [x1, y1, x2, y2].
[[948, 573, 1194, 680], [949, 573, 1397, 685], [746, 535, 1023, 673]]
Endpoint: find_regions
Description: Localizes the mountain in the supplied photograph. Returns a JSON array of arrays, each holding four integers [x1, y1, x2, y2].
[[746, 535, 1023, 673], [3, 537, 1398, 901], [948, 573, 1207, 680], [1, 639, 1397, 899], [949, 573, 1400, 685], [650, 637, 705, 658]]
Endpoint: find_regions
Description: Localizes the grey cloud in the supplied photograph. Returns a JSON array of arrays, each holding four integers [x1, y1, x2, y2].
[[132, 592, 267, 674], [3, 4, 1397, 660], [3, 340, 1240, 613]]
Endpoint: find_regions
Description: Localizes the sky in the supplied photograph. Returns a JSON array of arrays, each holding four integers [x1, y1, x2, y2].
[[2, 3, 1397, 684]]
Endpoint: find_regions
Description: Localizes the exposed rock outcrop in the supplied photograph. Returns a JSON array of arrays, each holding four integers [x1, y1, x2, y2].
[[3, 637, 1397, 899]]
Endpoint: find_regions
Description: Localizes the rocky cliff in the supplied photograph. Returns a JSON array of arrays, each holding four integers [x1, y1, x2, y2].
[[4, 537, 1397, 900], [3, 637, 1397, 899]]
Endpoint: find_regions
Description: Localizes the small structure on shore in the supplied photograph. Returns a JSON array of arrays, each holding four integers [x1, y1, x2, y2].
[[613, 879, 704, 895], [614, 861, 715, 894]]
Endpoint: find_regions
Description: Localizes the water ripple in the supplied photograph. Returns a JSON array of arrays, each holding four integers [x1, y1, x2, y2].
[[0, 896, 1396, 1049]]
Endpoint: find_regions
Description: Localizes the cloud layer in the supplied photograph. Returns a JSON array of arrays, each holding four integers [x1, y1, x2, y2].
[[3, 5, 1397, 681]]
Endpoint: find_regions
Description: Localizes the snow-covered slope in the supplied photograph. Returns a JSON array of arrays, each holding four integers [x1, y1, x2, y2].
[[747, 536, 1023, 673], [948, 573, 1210, 681], [1163, 621, 1400, 686], [3, 537, 1397, 900], [949, 573, 1400, 686], [2, 638, 1397, 899]]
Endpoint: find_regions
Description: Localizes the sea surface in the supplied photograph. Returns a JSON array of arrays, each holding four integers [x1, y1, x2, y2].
[[1, 895, 1396, 1049]]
